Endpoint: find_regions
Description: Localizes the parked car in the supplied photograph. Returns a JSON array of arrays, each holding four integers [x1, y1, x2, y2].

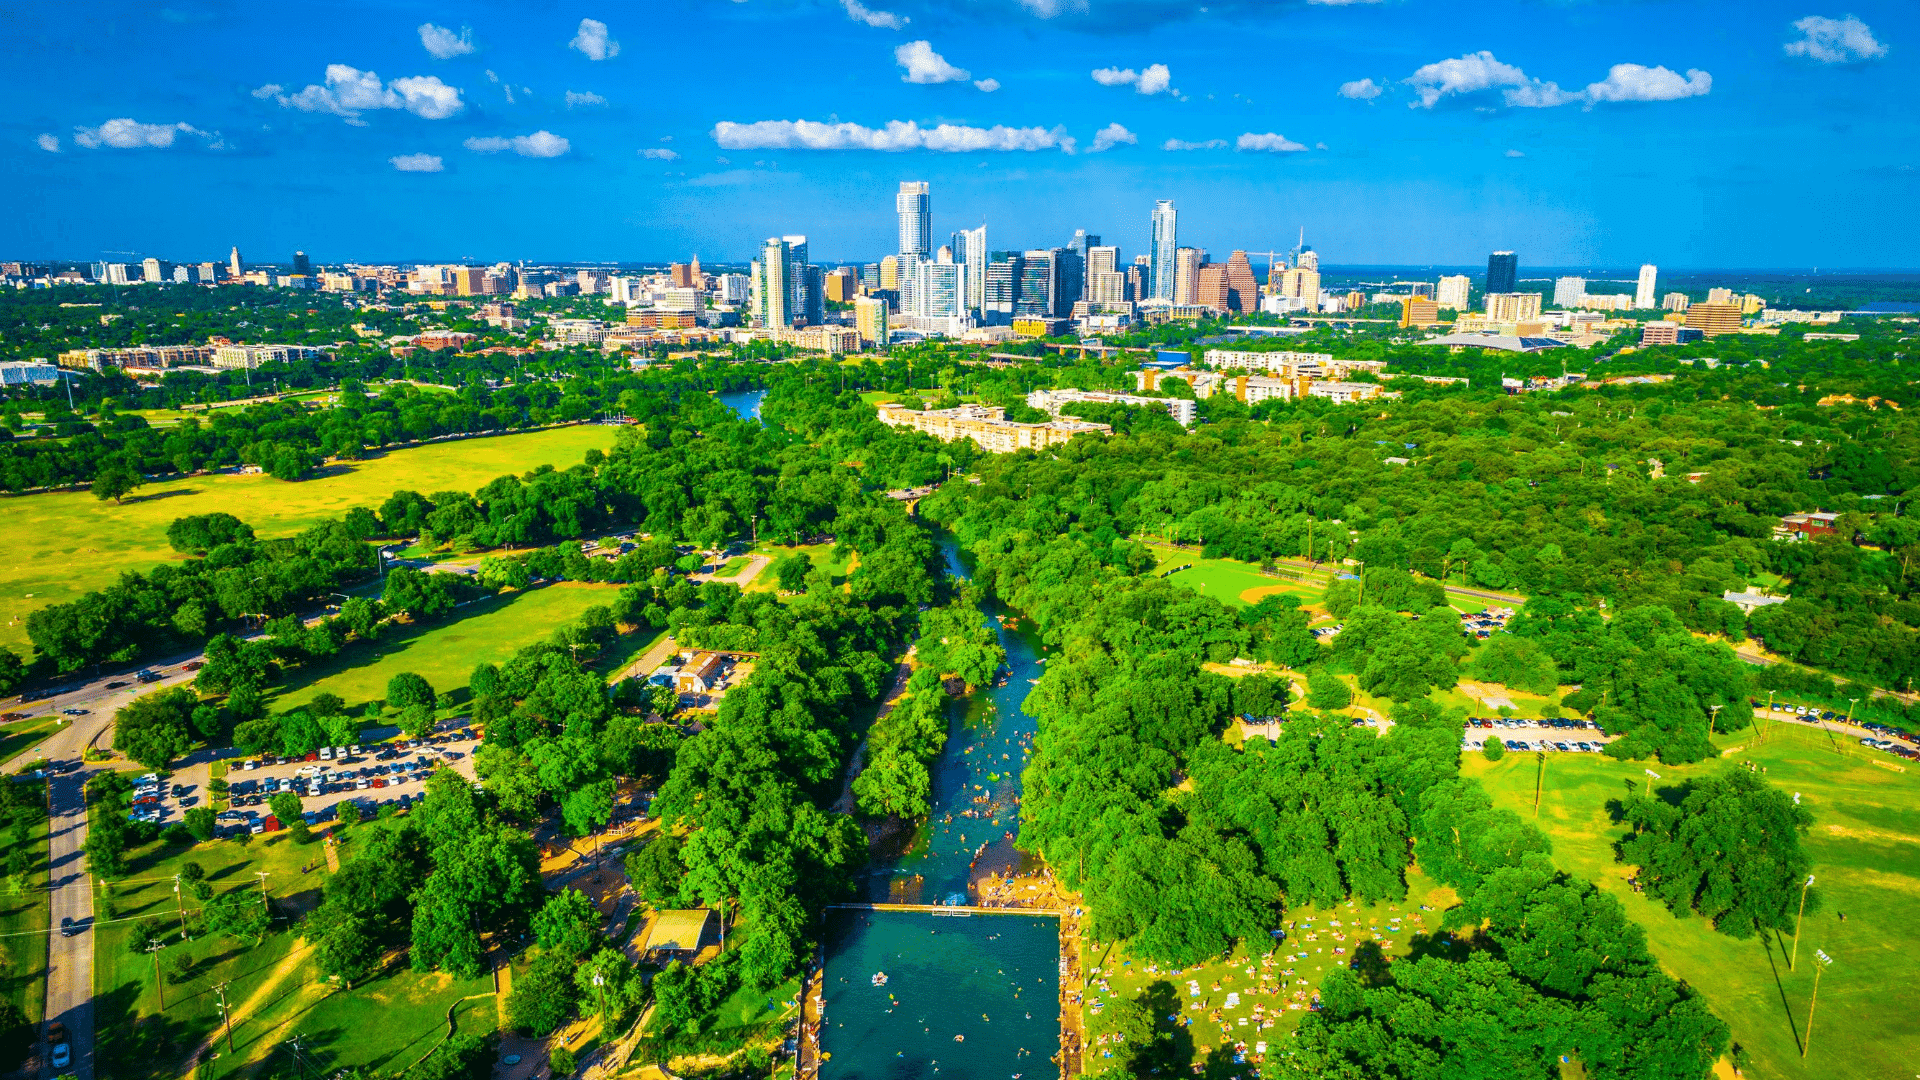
[[50, 1042, 70, 1068], [59, 917, 75, 938]]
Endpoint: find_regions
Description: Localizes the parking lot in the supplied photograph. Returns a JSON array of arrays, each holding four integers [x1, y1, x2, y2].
[[1462, 716, 1616, 754], [159, 721, 483, 835]]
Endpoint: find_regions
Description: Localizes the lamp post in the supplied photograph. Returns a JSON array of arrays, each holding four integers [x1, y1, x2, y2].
[[1846, 698, 1858, 726], [592, 970, 607, 1023], [1791, 874, 1814, 971], [1709, 703, 1722, 735], [1803, 950, 1833, 1060]]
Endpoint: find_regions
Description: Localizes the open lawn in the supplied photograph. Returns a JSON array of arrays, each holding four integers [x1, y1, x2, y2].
[[0, 424, 618, 656], [1466, 732, 1920, 1080], [94, 822, 498, 1080], [1080, 870, 1459, 1072], [0, 714, 67, 765], [1146, 545, 1329, 611], [271, 582, 627, 714], [0, 811, 50, 1022], [745, 543, 851, 595]]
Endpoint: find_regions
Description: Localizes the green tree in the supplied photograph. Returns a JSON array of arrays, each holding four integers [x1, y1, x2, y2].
[[532, 888, 603, 959], [113, 688, 198, 769], [1482, 736, 1506, 762], [183, 807, 216, 842], [1617, 768, 1816, 938], [1305, 671, 1351, 711], [774, 551, 813, 593], [90, 460, 140, 503], [385, 671, 437, 711]]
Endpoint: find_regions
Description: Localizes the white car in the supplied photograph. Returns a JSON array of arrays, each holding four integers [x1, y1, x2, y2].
[[319, 748, 333, 760], [243, 759, 258, 770], [296, 765, 322, 778]]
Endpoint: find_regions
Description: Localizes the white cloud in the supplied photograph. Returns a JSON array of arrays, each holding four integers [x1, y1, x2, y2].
[[36, 133, 59, 153], [1238, 132, 1307, 152], [250, 83, 283, 100], [390, 75, 464, 118], [1505, 148, 1525, 157], [566, 90, 607, 108], [1315, 141, 1328, 149], [1162, 137, 1225, 151], [1091, 62, 1173, 95], [842, 0, 907, 30], [390, 152, 444, 172], [1784, 15, 1887, 64], [712, 118, 1073, 153], [465, 130, 570, 157], [895, 40, 969, 84], [1020, 0, 1087, 15], [72, 119, 209, 149], [1089, 122, 1137, 152], [640, 148, 679, 160], [1338, 77, 1382, 100], [1406, 51, 1709, 110], [273, 64, 463, 120], [1583, 64, 1711, 103], [569, 18, 619, 61], [974, 78, 1000, 93], [418, 23, 474, 59]]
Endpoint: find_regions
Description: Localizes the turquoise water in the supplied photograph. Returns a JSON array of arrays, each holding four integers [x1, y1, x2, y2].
[[862, 541, 1044, 904], [718, 388, 766, 420], [820, 907, 1060, 1080]]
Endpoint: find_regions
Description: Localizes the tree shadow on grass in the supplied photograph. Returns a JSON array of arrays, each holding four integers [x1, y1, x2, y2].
[[261, 591, 527, 712], [121, 488, 198, 506], [95, 978, 206, 1080]]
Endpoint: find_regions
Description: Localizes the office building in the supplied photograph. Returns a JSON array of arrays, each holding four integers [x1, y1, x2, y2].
[[142, 258, 164, 283], [1196, 264, 1230, 313], [751, 235, 817, 329], [1400, 297, 1442, 327], [877, 402, 1109, 453], [1436, 274, 1472, 310], [908, 259, 966, 321], [985, 251, 1019, 321], [897, 181, 931, 258], [1484, 292, 1543, 323], [1739, 293, 1767, 315], [292, 251, 311, 276], [1486, 251, 1518, 294], [453, 267, 486, 296], [1635, 264, 1657, 309], [854, 296, 889, 346], [1028, 388, 1197, 427], [1149, 200, 1178, 300], [1663, 292, 1691, 312], [1275, 262, 1321, 307], [1058, 230, 1097, 308], [1016, 250, 1057, 318], [1639, 323, 1704, 346], [1706, 287, 1734, 305], [1222, 251, 1258, 315], [1172, 247, 1204, 307], [1683, 302, 1742, 337], [1553, 277, 1587, 307], [951, 225, 987, 315], [825, 267, 857, 303], [229, 247, 243, 277]]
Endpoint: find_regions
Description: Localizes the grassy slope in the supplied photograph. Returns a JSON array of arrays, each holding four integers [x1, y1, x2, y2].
[[271, 582, 627, 714], [1466, 728, 1920, 1080], [0, 425, 618, 655]]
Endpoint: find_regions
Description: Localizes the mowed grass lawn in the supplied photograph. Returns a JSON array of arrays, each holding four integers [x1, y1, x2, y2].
[[272, 582, 627, 714], [1146, 544, 1328, 611], [0, 425, 618, 656], [0, 812, 50, 1022], [95, 823, 497, 1080], [1466, 731, 1920, 1080]]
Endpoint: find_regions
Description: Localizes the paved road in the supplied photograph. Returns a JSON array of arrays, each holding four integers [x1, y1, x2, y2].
[[44, 772, 93, 1080]]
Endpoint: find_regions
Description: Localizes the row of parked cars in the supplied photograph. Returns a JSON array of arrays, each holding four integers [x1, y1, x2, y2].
[[1465, 716, 1601, 731], [1755, 700, 1919, 759], [127, 773, 192, 824], [1464, 736, 1607, 754]]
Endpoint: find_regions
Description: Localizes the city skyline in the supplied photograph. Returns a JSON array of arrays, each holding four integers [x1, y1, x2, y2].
[[5, 1, 1915, 267]]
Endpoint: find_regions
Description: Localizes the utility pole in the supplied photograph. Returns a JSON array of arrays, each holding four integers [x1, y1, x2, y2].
[[1533, 751, 1546, 817], [174, 874, 190, 938], [148, 940, 167, 1011], [1802, 950, 1833, 1059], [1765, 690, 1776, 744], [286, 1035, 307, 1080], [1642, 768, 1660, 797], [1846, 698, 1858, 726], [255, 870, 272, 910], [1791, 874, 1814, 970], [1709, 703, 1723, 736], [215, 982, 235, 1053]]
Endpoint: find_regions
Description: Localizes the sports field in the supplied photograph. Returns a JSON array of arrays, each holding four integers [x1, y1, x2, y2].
[[1467, 729, 1920, 1080], [1147, 545, 1329, 610], [272, 582, 627, 714], [0, 424, 618, 656]]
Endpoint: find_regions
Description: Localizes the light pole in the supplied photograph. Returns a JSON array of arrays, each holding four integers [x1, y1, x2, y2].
[[1765, 690, 1776, 744], [1709, 703, 1723, 735], [1642, 768, 1660, 797], [1803, 950, 1833, 1059], [1533, 751, 1546, 818], [1846, 698, 1858, 726], [1791, 874, 1814, 971]]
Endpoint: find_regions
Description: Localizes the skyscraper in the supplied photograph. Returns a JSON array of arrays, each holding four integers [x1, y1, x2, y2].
[[1553, 277, 1587, 307], [1224, 251, 1258, 314], [1436, 275, 1472, 310], [985, 251, 1020, 321], [229, 246, 243, 278], [1172, 247, 1204, 306], [1149, 200, 1178, 301], [1486, 251, 1517, 294], [897, 181, 931, 258], [751, 235, 815, 329], [1059, 229, 1099, 306], [292, 251, 310, 276], [1016, 250, 1056, 318], [1635, 264, 1658, 309], [951, 225, 987, 316]]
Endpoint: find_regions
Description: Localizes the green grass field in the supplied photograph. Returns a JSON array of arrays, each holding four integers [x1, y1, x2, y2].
[[1147, 545, 1328, 610], [1467, 731, 1920, 1080], [0, 812, 50, 1022], [94, 823, 497, 1080], [0, 425, 618, 656], [745, 543, 851, 595], [0, 715, 67, 765], [271, 582, 627, 714]]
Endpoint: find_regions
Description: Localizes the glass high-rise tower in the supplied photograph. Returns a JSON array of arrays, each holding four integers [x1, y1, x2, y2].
[[897, 181, 931, 258], [1149, 200, 1178, 301], [1486, 251, 1518, 294]]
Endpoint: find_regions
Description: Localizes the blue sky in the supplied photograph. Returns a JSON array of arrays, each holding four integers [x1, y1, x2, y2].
[[5, 0, 1916, 268]]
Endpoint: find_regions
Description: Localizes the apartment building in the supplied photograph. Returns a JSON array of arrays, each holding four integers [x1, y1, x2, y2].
[[1027, 388, 1197, 427], [876, 402, 1109, 453]]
